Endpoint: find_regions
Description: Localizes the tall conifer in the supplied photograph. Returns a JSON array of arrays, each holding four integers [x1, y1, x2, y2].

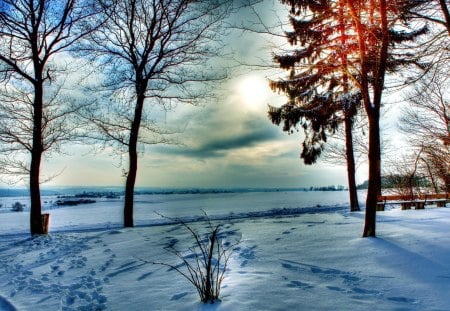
[[271, 0, 427, 236], [268, 0, 362, 211]]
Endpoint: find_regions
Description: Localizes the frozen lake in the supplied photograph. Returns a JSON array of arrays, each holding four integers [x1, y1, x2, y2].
[[0, 189, 362, 235]]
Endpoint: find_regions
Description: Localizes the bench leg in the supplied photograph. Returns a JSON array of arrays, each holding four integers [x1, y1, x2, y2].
[[376, 203, 385, 211], [401, 203, 411, 210], [414, 202, 425, 209]]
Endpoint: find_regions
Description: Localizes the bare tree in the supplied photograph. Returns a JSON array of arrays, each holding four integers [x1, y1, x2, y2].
[[402, 0, 450, 35], [389, 0, 450, 195], [80, 0, 232, 227], [0, 0, 100, 235], [383, 148, 429, 201], [400, 65, 450, 193], [321, 110, 369, 193], [385, 0, 450, 90], [0, 78, 87, 182]]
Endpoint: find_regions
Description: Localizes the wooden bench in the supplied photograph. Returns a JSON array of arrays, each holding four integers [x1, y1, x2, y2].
[[376, 193, 449, 211]]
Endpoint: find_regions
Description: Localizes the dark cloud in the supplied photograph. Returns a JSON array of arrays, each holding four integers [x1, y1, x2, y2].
[[191, 129, 277, 157], [159, 116, 280, 158]]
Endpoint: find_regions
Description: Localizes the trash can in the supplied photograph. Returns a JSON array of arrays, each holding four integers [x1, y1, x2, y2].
[[42, 213, 50, 234]]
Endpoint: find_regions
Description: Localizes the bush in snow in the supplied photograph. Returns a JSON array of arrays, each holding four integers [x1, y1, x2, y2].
[[11, 202, 24, 212], [154, 212, 241, 303]]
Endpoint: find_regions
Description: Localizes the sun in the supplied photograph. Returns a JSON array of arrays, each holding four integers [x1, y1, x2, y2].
[[236, 75, 270, 111]]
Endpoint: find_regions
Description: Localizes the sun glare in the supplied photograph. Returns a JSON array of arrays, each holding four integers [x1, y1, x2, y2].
[[237, 75, 270, 111]]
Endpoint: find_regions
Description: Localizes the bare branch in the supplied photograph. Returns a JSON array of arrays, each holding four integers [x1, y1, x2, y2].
[[151, 212, 241, 303]]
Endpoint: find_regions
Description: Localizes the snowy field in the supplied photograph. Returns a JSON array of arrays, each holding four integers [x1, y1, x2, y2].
[[1, 190, 450, 310]]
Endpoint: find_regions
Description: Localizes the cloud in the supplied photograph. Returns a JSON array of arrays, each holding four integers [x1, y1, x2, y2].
[[154, 78, 286, 159], [160, 115, 280, 158]]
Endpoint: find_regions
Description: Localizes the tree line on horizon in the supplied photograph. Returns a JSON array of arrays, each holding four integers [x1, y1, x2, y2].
[[268, 0, 449, 237]]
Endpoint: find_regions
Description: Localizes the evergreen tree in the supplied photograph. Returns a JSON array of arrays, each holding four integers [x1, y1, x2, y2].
[[268, 0, 362, 211], [270, 0, 427, 236]]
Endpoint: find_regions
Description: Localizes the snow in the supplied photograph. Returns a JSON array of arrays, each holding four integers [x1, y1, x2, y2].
[[1, 190, 450, 310]]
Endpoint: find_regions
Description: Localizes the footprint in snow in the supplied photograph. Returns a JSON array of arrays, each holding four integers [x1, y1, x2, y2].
[[171, 292, 189, 301], [279, 227, 298, 235], [106, 261, 146, 278], [237, 245, 257, 268], [387, 296, 418, 304], [108, 230, 123, 235], [137, 271, 153, 281], [351, 287, 379, 295], [287, 280, 314, 290], [100, 258, 114, 272], [63, 274, 108, 310], [281, 260, 379, 297], [327, 286, 347, 292]]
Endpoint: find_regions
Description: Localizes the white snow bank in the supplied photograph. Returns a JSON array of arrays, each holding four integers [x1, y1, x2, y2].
[[0, 192, 449, 310]]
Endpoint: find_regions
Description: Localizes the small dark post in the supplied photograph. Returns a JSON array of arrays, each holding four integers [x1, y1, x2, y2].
[[42, 213, 50, 234]]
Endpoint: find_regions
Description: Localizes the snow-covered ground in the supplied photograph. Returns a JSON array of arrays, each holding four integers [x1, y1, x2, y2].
[[1, 191, 450, 310]]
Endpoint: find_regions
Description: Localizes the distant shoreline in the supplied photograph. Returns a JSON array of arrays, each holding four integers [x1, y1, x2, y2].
[[0, 186, 352, 197]]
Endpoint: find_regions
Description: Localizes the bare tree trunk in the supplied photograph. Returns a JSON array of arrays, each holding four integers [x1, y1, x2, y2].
[[205, 229, 217, 301], [124, 90, 145, 228], [362, 0, 387, 236], [350, 0, 387, 237], [339, 0, 359, 212], [422, 158, 439, 193], [345, 115, 360, 211], [438, 0, 450, 35], [30, 82, 44, 235], [124, 149, 137, 227], [363, 110, 381, 237]]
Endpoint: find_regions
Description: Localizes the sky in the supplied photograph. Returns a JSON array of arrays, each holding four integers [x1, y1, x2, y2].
[[2, 0, 377, 189]]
